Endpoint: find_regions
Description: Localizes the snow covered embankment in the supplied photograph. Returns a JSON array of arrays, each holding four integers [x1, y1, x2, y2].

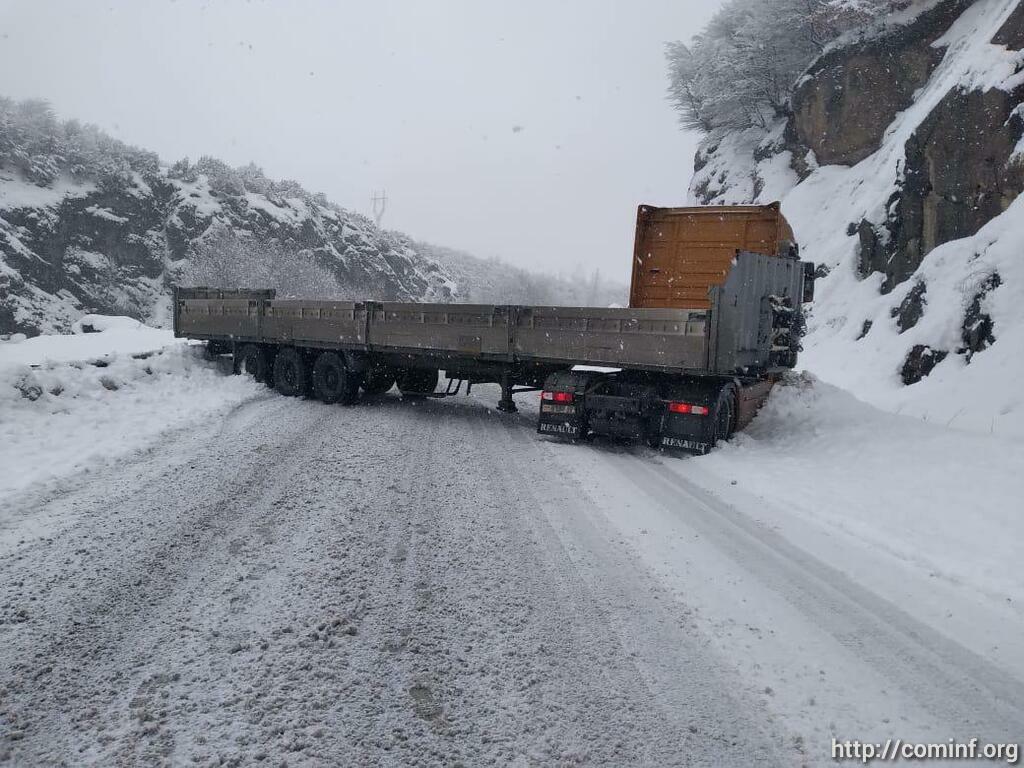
[[668, 377, 1024, 681], [563, 374, 1024, 749], [696, 377, 1024, 605], [0, 317, 261, 502], [689, 0, 1024, 437]]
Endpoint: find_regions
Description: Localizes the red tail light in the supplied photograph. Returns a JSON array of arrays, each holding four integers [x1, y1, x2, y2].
[[542, 391, 574, 404], [667, 401, 709, 416]]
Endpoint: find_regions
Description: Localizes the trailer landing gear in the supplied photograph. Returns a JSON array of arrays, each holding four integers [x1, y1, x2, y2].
[[497, 370, 517, 413]]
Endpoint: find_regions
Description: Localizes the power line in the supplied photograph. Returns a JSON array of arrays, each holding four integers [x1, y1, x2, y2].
[[371, 190, 387, 228]]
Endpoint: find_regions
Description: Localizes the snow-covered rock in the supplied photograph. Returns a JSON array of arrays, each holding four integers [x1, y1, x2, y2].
[[71, 314, 143, 334], [0, 97, 618, 337]]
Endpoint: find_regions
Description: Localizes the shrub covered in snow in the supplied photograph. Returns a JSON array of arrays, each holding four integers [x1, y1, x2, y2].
[[182, 226, 350, 299]]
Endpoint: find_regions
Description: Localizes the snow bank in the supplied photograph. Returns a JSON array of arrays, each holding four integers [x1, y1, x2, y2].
[[0, 319, 261, 502], [804, 194, 1024, 435], [687, 375, 1024, 610], [1, 315, 175, 366]]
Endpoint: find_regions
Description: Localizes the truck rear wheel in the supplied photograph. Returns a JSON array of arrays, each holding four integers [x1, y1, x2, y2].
[[362, 366, 396, 397], [312, 351, 360, 405], [273, 347, 311, 397], [236, 344, 271, 384], [396, 368, 439, 398], [711, 385, 737, 445]]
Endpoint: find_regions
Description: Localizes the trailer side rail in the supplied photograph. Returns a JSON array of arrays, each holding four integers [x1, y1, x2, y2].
[[174, 292, 713, 375]]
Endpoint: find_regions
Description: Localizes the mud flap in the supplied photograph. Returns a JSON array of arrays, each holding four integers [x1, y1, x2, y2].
[[660, 436, 712, 455], [538, 421, 583, 439]]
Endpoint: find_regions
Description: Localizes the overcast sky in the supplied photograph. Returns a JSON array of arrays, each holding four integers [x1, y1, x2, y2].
[[0, 0, 721, 283]]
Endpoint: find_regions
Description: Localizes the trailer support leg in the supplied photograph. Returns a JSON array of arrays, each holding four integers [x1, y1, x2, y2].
[[497, 370, 517, 413]]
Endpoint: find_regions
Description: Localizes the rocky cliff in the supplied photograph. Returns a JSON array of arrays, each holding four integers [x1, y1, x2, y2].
[[687, 0, 1024, 434]]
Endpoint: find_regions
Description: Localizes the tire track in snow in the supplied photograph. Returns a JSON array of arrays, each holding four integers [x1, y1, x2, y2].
[[0, 392, 787, 766], [0, 389, 276, 558], [490, 414, 790, 765], [0, 396, 319, 763]]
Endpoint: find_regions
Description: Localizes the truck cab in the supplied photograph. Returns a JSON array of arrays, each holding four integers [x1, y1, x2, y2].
[[537, 202, 814, 453]]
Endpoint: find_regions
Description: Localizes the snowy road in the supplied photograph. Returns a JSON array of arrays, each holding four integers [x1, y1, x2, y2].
[[1, 384, 1022, 765]]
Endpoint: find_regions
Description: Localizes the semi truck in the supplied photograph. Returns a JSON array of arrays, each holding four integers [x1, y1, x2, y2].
[[173, 202, 813, 454]]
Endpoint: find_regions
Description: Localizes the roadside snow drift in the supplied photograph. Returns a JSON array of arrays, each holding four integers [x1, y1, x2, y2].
[[0, 319, 260, 502], [692, 374, 1024, 609], [2, 315, 175, 366]]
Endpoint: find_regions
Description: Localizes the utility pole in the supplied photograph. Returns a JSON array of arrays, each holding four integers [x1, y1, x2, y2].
[[371, 190, 387, 228]]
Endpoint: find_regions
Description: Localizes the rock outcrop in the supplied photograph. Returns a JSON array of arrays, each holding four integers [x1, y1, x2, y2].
[[787, 0, 967, 169], [788, 1, 1024, 294], [862, 83, 1024, 291], [900, 344, 948, 384]]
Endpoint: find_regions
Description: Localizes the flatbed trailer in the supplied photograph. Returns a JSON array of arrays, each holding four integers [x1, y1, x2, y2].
[[173, 203, 814, 454]]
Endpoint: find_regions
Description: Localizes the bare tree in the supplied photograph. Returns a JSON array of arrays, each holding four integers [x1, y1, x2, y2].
[[666, 0, 897, 134]]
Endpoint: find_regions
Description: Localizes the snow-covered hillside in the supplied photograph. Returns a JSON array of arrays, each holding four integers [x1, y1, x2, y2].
[[1, 98, 616, 338], [0, 102, 463, 335], [416, 241, 627, 307], [682, 0, 1024, 436]]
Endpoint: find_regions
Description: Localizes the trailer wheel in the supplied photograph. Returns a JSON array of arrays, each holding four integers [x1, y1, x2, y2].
[[312, 351, 360, 405], [711, 385, 737, 445], [362, 366, 396, 397], [396, 368, 439, 398], [273, 347, 311, 397], [235, 344, 270, 384]]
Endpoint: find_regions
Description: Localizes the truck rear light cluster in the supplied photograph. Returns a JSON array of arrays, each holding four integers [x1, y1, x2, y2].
[[541, 391, 574, 404], [667, 401, 709, 416]]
